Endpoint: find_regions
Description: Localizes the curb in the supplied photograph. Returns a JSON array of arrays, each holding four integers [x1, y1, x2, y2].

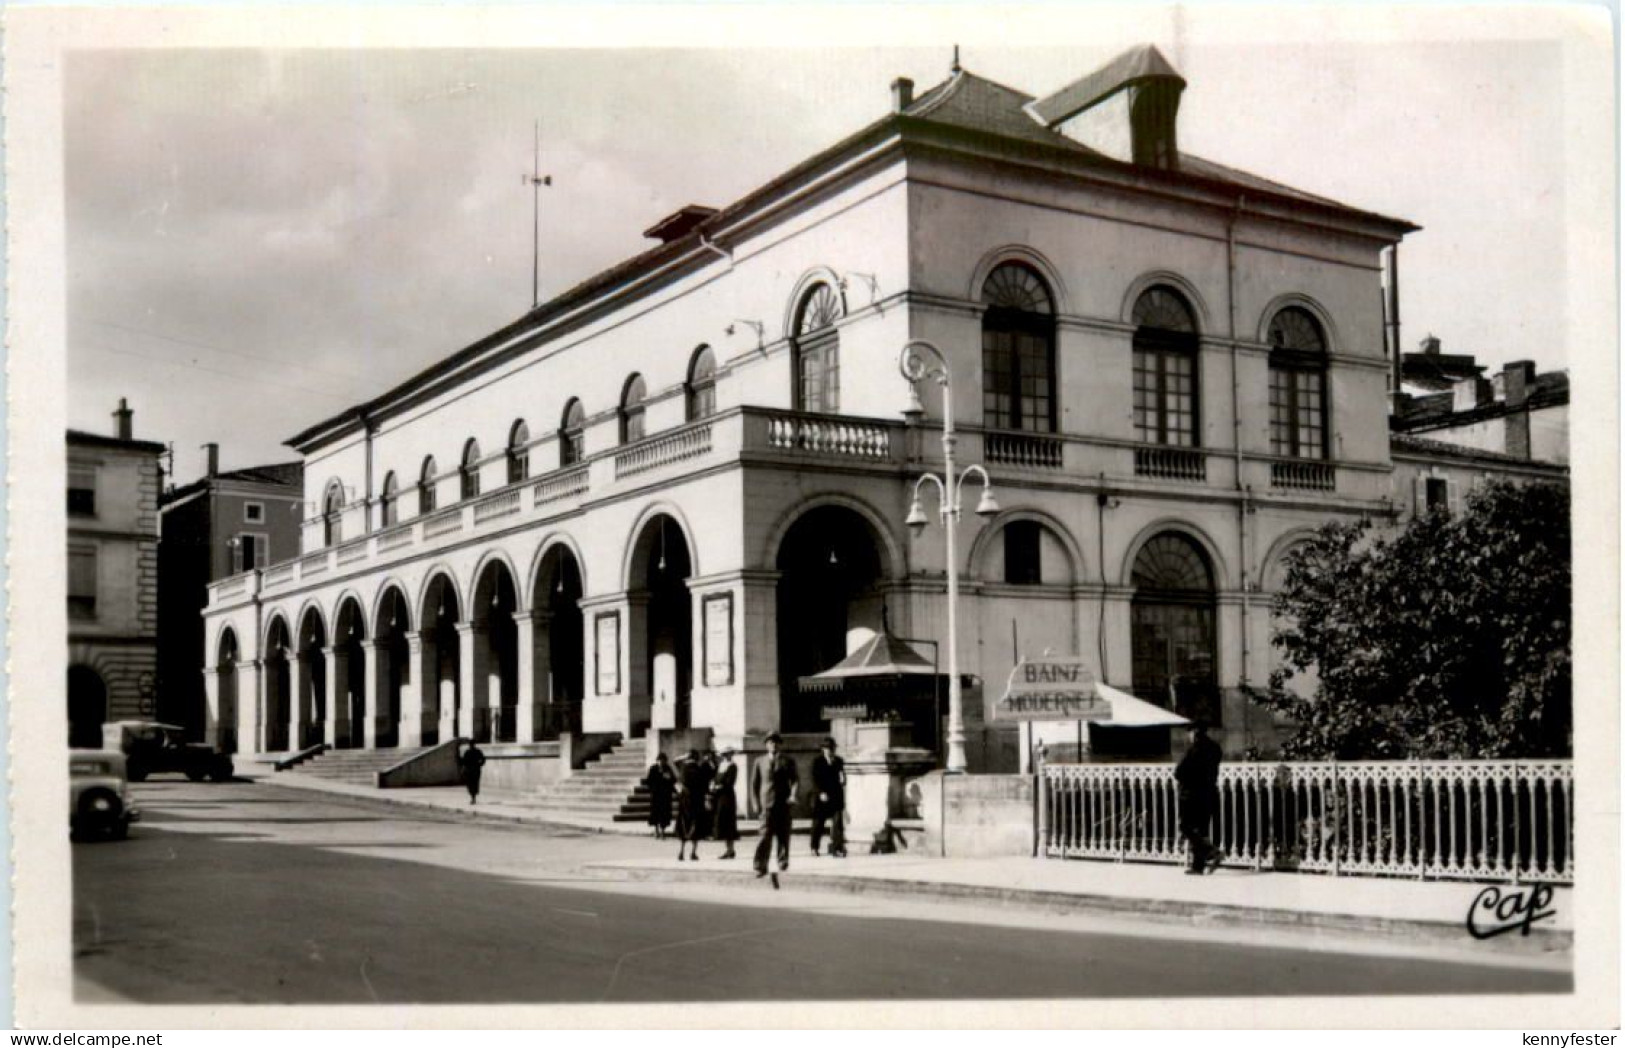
[[596, 863, 1574, 955]]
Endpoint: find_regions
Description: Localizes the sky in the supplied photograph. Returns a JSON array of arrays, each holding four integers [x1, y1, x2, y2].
[[63, 25, 1580, 482]]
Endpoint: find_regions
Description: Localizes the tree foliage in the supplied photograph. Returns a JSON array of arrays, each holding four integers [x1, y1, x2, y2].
[[1249, 479, 1571, 760]]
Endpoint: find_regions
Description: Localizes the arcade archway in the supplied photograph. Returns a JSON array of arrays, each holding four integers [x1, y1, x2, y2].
[[296, 607, 328, 750], [531, 545, 584, 739], [627, 515, 693, 736], [264, 617, 293, 751], [471, 560, 520, 742], [419, 574, 462, 746], [216, 630, 240, 754], [373, 587, 411, 748], [334, 598, 367, 749], [775, 504, 889, 732]]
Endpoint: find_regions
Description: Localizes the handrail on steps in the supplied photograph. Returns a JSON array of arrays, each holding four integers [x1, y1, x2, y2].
[[274, 743, 329, 772]]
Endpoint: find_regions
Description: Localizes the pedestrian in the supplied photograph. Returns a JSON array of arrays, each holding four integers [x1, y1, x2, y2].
[[458, 741, 486, 806], [810, 736, 847, 858], [751, 732, 797, 886], [1174, 721, 1224, 874], [676, 749, 710, 861], [644, 752, 677, 840], [709, 747, 740, 859]]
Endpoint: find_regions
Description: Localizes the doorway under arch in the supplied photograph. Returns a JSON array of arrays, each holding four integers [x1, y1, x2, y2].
[[264, 617, 293, 751], [532, 545, 584, 739], [373, 587, 411, 748], [1127, 531, 1220, 750], [296, 608, 329, 750], [334, 598, 367, 749], [216, 630, 240, 754], [471, 560, 520, 742], [774, 504, 889, 733], [627, 515, 693, 736], [68, 664, 107, 749], [420, 574, 462, 746]]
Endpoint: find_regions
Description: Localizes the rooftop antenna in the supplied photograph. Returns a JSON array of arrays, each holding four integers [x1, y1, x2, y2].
[[524, 120, 553, 309], [951, 44, 961, 74]]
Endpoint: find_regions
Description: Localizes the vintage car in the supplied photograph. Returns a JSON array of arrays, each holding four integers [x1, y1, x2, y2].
[[70, 750, 140, 841], [103, 720, 234, 782]]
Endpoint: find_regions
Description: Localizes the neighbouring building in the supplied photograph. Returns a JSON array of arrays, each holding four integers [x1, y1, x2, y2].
[[199, 46, 1565, 786], [157, 447, 303, 746], [1393, 336, 1569, 464], [68, 399, 165, 747]]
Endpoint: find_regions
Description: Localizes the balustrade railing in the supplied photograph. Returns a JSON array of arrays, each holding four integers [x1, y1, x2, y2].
[[214, 574, 249, 600], [532, 465, 590, 507], [473, 487, 523, 525], [1040, 759, 1573, 883], [1134, 446, 1207, 482], [986, 431, 1064, 469], [376, 523, 415, 553], [264, 562, 296, 589], [1271, 460, 1336, 491], [422, 506, 465, 539], [335, 539, 370, 566], [615, 421, 714, 479], [765, 412, 890, 459], [300, 551, 332, 578]]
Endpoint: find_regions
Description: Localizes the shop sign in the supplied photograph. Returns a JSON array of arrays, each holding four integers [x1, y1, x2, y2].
[[993, 656, 1110, 721]]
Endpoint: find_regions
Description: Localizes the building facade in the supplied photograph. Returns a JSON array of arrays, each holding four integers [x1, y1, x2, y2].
[[68, 400, 166, 747], [202, 48, 1434, 767], [158, 450, 303, 746], [1393, 337, 1569, 465]]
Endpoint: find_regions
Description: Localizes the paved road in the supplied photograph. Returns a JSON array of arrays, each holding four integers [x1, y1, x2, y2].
[[73, 780, 1571, 1004]]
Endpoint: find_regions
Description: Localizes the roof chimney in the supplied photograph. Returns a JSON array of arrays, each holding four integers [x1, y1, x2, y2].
[[1502, 360, 1536, 407], [1029, 45, 1186, 170], [204, 442, 220, 478], [113, 398, 133, 441], [891, 77, 914, 113]]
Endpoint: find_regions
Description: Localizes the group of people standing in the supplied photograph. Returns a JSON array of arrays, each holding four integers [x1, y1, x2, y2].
[[645, 734, 848, 882], [644, 746, 741, 860]]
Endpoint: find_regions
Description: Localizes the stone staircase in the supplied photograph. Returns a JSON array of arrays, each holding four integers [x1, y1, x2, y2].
[[525, 739, 652, 824], [279, 747, 426, 787]]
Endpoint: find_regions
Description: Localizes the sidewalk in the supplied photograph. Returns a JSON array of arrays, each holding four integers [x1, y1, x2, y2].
[[258, 770, 1573, 953]]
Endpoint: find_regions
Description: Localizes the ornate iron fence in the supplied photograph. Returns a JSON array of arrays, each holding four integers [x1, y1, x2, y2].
[[1039, 759, 1573, 883]]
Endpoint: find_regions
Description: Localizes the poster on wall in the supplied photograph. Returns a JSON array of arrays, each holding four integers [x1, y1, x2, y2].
[[594, 611, 620, 695], [702, 592, 733, 687]]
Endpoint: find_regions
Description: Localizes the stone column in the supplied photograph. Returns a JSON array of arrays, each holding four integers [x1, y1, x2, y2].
[[400, 632, 428, 748], [361, 640, 383, 749], [579, 594, 641, 738], [512, 611, 540, 743], [239, 660, 262, 756], [737, 573, 781, 738], [202, 667, 221, 749], [323, 645, 344, 748], [456, 622, 488, 741], [291, 654, 311, 752]]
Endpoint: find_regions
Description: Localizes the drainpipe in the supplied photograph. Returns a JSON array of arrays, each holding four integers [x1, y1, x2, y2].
[[1227, 197, 1252, 696], [359, 409, 375, 534]]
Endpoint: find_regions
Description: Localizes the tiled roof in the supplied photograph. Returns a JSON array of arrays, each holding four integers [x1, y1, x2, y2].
[[218, 461, 304, 488], [1389, 431, 1567, 470]]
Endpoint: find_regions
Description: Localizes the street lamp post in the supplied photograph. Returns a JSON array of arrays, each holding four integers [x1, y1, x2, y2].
[[900, 339, 999, 774]]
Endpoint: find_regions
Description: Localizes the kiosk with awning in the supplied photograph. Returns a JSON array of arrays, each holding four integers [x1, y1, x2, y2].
[[797, 628, 961, 759], [993, 656, 1189, 763]]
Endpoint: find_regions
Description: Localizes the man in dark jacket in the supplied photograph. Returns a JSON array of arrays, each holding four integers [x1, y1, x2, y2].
[[459, 741, 486, 805], [751, 733, 797, 883], [810, 736, 847, 857], [1174, 721, 1223, 874]]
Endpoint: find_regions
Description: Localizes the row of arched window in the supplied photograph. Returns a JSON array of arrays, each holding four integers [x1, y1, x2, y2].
[[322, 265, 1332, 545], [332, 346, 721, 541], [974, 261, 1332, 459]]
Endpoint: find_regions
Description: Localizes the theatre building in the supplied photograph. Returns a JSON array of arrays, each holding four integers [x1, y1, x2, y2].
[[201, 46, 1426, 786]]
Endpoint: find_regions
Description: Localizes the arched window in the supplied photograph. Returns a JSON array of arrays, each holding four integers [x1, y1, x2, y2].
[[1130, 532, 1218, 725], [418, 456, 438, 515], [686, 345, 717, 421], [380, 471, 399, 528], [793, 282, 843, 413], [620, 374, 647, 444], [507, 420, 530, 484], [1131, 287, 1200, 446], [982, 262, 1057, 433], [460, 440, 482, 500], [322, 482, 345, 547], [1267, 307, 1329, 460], [559, 399, 586, 466]]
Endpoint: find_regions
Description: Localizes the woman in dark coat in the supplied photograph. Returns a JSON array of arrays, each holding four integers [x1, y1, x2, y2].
[[644, 753, 677, 839], [675, 750, 711, 861], [708, 748, 740, 859], [459, 742, 486, 805]]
